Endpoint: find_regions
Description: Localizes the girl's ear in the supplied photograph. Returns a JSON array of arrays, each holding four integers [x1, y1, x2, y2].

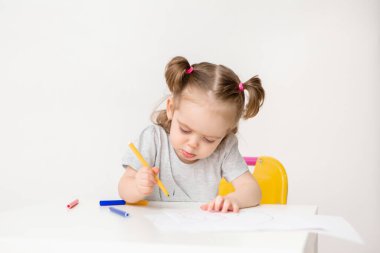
[[166, 97, 174, 120]]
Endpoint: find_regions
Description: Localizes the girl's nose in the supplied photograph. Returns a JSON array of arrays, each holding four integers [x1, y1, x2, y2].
[[187, 135, 199, 149]]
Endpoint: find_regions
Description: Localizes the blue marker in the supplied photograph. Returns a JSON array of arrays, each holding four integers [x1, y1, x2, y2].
[[109, 207, 129, 217], [99, 200, 126, 206]]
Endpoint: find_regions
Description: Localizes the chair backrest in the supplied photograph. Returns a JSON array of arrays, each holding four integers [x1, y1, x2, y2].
[[218, 156, 288, 204]]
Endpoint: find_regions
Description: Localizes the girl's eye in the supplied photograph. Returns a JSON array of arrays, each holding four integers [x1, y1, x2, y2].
[[203, 138, 215, 144], [180, 127, 191, 134]]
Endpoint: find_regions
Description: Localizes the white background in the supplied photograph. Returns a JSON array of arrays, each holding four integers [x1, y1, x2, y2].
[[0, 0, 379, 252]]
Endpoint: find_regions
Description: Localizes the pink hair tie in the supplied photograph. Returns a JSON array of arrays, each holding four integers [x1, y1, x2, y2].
[[238, 82, 244, 92], [185, 66, 193, 74]]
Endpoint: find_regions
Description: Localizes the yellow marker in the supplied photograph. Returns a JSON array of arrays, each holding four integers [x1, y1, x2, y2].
[[128, 143, 170, 197]]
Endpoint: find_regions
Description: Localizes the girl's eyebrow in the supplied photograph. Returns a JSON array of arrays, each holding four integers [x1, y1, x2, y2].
[[177, 120, 223, 139]]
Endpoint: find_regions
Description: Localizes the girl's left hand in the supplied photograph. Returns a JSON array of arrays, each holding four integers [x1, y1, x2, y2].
[[200, 195, 240, 213]]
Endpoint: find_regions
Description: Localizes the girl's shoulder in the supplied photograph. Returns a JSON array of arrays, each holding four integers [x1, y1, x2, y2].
[[140, 124, 166, 136], [138, 124, 169, 145], [222, 133, 238, 147], [215, 133, 238, 154]]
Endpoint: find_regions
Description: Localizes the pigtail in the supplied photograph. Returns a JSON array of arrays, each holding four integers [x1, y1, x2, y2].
[[165, 56, 191, 93], [153, 56, 192, 133], [151, 109, 171, 134], [242, 75, 265, 119]]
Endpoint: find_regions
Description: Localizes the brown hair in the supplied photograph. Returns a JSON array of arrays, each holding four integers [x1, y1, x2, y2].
[[152, 56, 265, 134]]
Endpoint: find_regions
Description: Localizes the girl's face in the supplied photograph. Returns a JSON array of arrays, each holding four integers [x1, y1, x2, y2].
[[166, 87, 236, 164]]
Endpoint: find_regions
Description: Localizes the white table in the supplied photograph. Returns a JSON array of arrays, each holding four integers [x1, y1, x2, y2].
[[0, 199, 318, 253]]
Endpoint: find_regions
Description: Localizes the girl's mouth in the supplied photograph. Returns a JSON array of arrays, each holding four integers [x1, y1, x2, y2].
[[181, 149, 195, 159]]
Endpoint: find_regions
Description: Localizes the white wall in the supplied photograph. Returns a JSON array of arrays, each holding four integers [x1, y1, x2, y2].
[[0, 0, 379, 252]]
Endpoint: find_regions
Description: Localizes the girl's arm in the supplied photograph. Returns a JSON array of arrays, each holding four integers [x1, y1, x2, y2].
[[226, 171, 262, 208], [118, 166, 158, 203], [201, 171, 261, 212]]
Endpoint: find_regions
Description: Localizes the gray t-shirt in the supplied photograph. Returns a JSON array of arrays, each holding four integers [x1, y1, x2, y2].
[[122, 124, 248, 202]]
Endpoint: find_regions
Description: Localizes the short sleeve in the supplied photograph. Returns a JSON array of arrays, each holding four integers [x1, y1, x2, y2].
[[121, 125, 158, 171], [221, 134, 249, 182]]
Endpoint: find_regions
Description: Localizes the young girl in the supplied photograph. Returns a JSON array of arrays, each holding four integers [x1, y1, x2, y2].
[[118, 56, 265, 213]]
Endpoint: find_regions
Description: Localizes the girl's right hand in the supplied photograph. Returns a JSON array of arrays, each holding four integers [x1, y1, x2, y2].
[[135, 166, 159, 196]]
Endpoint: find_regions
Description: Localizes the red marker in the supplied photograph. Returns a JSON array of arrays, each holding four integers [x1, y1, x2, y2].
[[67, 199, 79, 209]]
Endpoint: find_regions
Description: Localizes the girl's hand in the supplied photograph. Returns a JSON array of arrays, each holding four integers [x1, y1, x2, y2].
[[200, 195, 240, 213], [135, 166, 159, 196]]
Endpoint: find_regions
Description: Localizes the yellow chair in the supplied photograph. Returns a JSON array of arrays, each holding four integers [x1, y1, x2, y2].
[[218, 156, 288, 204]]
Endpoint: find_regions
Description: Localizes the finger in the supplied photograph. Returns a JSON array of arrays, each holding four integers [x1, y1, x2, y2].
[[221, 199, 231, 213], [214, 196, 224, 211], [147, 173, 157, 184], [207, 199, 216, 212], [138, 171, 156, 183], [232, 203, 239, 213], [137, 175, 154, 187], [136, 168, 149, 181], [143, 168, 158, 184], [200, 203, 208, 211], [140, 179, 155, 187], [137, 182, 151, 194], [141, 171, 157, 184], [140, 166, 151, 173], [152, 167, 160, 175], [138, 186, 153, 195]]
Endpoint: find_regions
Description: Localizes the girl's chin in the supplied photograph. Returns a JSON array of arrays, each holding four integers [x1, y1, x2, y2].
[[179, 156, 198, 164]]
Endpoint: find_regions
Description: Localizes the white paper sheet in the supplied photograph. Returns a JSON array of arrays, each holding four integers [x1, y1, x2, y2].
[[146, 208, 363, 244]]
